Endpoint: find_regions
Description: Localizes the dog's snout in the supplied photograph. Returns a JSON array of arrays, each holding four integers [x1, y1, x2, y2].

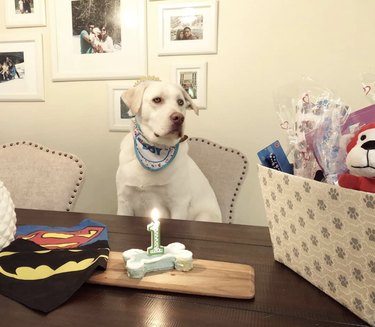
[[361, 140, 375, 151], [170, 112, 184, 125]]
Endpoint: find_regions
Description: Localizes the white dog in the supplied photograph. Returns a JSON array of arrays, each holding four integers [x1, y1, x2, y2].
[[116, 81, 222, 223]]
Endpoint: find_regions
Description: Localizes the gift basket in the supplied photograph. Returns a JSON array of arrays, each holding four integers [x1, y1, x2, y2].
[[258, 76, 375, 326]]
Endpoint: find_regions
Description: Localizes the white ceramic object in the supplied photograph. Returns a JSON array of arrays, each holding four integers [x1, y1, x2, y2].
[[0, 181, 17, 250]]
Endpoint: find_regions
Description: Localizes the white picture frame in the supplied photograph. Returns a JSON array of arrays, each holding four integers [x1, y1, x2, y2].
[[50, 0, 147, 81], [108, 81, 135, 131], [158, 1, 218, 56], [172, 62, 207, 108], [0, 33, 44, 102], [4, 0, 46, 28]]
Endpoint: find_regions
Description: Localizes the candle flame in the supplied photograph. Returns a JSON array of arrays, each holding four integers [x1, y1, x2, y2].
[[151, 208, 160, 222]]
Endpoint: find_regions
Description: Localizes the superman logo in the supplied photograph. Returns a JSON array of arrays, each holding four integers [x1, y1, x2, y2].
[[17, 226, 104, 249]]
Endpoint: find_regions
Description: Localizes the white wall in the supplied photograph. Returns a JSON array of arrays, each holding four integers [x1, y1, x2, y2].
[[0, 0, 374, 225]]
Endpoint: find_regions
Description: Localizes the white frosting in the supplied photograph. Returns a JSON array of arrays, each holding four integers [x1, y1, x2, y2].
[[123, 242, 193, 278]]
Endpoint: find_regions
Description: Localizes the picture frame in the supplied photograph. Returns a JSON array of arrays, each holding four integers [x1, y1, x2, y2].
[[50, 0, 147, 81], [4, 0, 46, 28], [172, 62, 207, 108], [158, 1, 218, 56], [0, 33, 44, 102], [108, 81, 135, 131]]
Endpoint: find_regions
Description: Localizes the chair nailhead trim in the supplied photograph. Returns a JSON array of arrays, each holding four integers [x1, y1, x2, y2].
[[1, 141, 85, 212], [188, 137, 248, 224]]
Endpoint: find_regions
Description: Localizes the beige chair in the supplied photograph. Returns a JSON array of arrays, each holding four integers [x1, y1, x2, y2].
[[187, 137, 248, 223], [0, 141, 85, 212]]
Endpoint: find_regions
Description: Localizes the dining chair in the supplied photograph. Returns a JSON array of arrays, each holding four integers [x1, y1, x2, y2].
[[187, 137, 248, 224], [0, 141, 85, 212]]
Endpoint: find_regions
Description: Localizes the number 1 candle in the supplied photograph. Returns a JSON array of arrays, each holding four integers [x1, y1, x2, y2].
[[123, 207, 193, 278], [147, 208, 164, 256]]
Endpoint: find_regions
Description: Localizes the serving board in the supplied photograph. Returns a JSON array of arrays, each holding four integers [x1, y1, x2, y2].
[[88, 251, 255, 299]]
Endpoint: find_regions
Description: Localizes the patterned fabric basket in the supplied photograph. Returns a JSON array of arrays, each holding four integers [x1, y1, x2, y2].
[[258, 164, 375, 326]]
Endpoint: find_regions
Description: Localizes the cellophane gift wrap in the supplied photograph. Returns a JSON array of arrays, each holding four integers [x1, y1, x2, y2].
[[258, 164, 375, 326]]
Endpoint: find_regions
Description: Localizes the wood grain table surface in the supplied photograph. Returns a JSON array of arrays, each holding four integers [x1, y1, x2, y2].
[[1, 208, 369, 327]]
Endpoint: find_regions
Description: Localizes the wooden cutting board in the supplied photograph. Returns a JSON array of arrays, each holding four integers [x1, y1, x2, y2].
[[88, 251, 255, 299]]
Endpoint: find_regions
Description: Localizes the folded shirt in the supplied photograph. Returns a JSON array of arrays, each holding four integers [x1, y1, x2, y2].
[[0, 219, 109, 312]]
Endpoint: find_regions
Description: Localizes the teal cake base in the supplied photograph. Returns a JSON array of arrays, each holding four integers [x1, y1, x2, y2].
[[123, 242, 193, 279]]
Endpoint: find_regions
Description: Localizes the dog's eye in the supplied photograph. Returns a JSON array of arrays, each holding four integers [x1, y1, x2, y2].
[[177, 99, 184, 106], [153, 97, 162, 104], [361, 135, 367, 141]]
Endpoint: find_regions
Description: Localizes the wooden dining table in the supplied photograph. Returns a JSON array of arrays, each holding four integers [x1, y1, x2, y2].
[[1, 208, 370, 327]]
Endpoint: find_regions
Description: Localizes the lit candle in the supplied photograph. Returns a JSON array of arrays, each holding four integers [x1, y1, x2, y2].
[[123, 208, 193, 278], [147, 208, 164, 256]]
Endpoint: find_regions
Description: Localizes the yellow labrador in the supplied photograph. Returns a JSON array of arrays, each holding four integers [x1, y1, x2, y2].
[[116, 81, 222, 222]]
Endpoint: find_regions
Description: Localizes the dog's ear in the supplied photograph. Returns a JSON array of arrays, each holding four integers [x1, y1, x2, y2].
[[121, 82, 149, 115], [179, 86, 199, 116]]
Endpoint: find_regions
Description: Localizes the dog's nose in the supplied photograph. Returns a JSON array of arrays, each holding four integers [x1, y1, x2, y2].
[[362, 141, 375, 151], [170, 112, 184, 125]]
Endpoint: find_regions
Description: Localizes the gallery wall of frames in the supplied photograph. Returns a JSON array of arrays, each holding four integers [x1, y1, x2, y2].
[[1, 0, 218, 131]]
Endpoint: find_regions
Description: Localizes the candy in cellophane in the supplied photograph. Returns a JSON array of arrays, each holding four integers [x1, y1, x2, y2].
[[274, 77, 332, 179], [307, 100, 350, 184]]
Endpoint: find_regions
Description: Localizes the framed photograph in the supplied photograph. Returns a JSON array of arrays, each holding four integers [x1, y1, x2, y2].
[[0, 34, 44, 102], [50, 0, 147, 81], [108, 81, 135, 131], [4, 0, 46, 28], [172, 62, 207, 108], [158, 1, 218, 56]]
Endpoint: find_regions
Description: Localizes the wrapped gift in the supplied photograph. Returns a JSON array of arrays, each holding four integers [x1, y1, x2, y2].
[[258, 164, 375, 326]]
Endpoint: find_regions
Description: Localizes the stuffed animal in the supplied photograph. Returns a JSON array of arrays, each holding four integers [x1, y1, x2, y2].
[[338, 123, 375, 193]]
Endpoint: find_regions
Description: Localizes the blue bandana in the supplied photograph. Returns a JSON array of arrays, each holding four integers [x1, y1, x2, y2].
[[133, 121, 179, 171]]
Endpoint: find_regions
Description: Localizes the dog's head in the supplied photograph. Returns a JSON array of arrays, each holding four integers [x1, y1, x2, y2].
[[122, 81, 199, 147], [345, 123, 375, 178]]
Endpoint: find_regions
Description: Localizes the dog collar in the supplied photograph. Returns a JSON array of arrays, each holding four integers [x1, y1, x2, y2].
[[133, 120, 179, 172]]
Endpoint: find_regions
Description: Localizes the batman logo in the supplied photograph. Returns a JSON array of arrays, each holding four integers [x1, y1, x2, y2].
[[0, 249, 108, 280], [0, 239, 109, 281]]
